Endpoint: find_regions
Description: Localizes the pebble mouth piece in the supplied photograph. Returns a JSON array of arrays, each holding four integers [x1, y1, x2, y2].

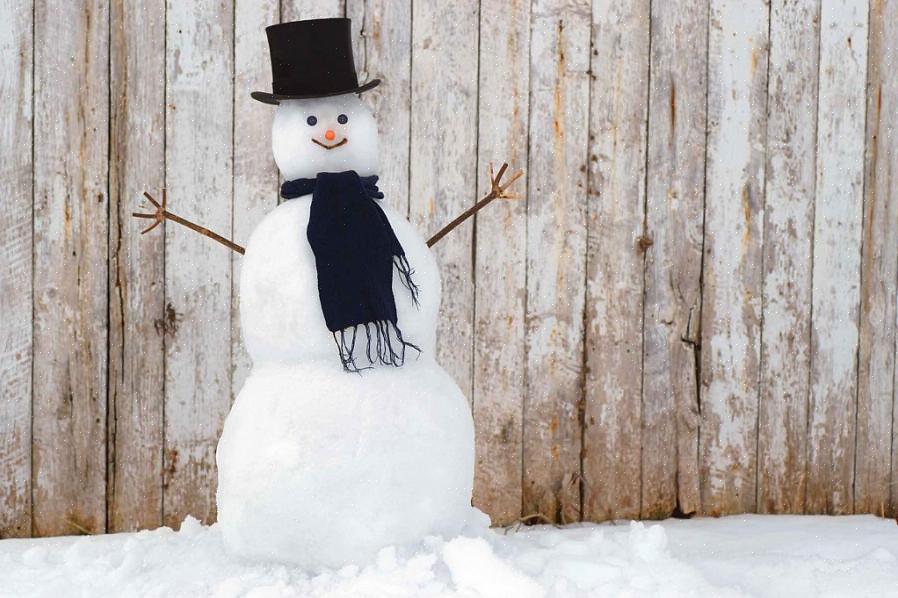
[[312, 137, 348, 150]]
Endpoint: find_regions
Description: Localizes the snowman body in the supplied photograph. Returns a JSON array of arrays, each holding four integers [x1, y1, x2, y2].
[[215, 95, 485, 568]]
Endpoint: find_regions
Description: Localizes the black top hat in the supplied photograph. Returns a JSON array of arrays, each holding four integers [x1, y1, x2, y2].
[[252, 18, 380, 105]]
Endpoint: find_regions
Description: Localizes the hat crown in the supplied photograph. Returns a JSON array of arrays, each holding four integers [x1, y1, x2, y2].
[[253, 18, 380, 104]]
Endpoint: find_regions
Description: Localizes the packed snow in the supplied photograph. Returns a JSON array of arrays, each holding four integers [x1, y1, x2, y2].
[[221, 92, 479, 568], [1, 515, 896, 597], [217, 359, 483, 569]]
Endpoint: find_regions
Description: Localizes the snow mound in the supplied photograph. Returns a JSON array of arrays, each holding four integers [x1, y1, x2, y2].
[[1, 515, 897, 597], [216, 359, 481, 569]]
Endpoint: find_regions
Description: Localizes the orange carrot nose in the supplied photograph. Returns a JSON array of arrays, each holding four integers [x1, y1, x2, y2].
[[324, 129, 336, 141]]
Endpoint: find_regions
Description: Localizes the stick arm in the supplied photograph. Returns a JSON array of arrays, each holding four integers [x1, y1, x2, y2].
[[426, 162, 524, 248], [132, 190, 245, 255]]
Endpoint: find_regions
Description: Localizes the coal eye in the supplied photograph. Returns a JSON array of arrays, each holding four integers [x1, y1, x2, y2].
[[337, 114, 348, 124], [306, 115, 317, 126]]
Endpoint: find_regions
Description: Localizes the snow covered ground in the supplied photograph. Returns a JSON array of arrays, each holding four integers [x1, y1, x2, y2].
[[1, 514, 896, 597]]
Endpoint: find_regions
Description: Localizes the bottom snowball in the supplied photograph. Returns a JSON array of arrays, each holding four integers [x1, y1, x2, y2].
[[216, 358, 486, 569]]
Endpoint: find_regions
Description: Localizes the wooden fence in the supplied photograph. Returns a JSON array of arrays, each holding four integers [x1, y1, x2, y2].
[[1, 0, 896, 538]]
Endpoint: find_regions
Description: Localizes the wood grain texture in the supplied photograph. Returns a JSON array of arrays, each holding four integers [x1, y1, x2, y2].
[[756, 0, 819, 515], [581, 0, 649, 522], [346, 0, 412, 214], [876, 0, 898, 519], [163, 0, 235, 527], [31, 0, 109, 537], [281, 0, 343, 21], [857, 0, 896, 516], [641, 0, 707, 519], [470, 0, 530, 526], [408, 0, 479, 398], [0, 0, 33, 539], [108, 0, 166, 532], [4, 0, 898, 536], [806, 0, 868, 515], [523, 1, 590, 524], [232, 0, 281, 399], [699, 0, 769, 516]]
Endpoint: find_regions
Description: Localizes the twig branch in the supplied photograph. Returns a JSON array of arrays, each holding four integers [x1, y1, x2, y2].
[[133, 190, 245, 255], [65, 518, 95, 535], [500, 512, 564, 534], [426, 161, 524, 248]]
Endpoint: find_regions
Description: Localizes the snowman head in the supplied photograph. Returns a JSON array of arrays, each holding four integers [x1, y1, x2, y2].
[[272, 94, 380, 181]]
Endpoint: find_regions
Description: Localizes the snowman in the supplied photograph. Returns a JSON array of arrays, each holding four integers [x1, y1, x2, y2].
[[133, 18, 521, 569]]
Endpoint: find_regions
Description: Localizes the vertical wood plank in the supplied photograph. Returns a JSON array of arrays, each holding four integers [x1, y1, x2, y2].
[[408, 1, 479, 398], [756, 0, 819, 515], [582, 0, 650, 522], [641, 0, 707, 519], [232, 0, 280, 398], [878, 0, 898, 519], [281, 0, 343, 21], [346, 0, 412, 214], [806, 0, 868, 515], [699, 0, 769, 516], [523, 1, 590, 524], [164, 0, 234, 527], [470, 0, 530, 526], [0, 0, 33, 539], [857, 0, 897, 517], [108, 0, 166, 531], [32, 0, 109, 536]]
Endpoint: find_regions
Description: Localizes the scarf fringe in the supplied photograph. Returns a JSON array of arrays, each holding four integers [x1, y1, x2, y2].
[[394, 254, 420, 306], [334, 320, 422, 373]]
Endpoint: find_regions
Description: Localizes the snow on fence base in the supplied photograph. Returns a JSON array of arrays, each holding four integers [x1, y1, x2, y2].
[[1, 515, 897, 597]]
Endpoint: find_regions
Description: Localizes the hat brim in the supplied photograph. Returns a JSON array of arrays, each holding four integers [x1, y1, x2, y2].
[[251, 79, 380, 105]]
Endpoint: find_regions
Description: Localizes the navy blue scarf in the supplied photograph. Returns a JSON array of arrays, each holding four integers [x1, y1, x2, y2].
[[281, 171, 420, 372]]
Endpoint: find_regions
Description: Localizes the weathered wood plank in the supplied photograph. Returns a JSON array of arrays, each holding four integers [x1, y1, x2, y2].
[[857, 0, 896, 516], [699, 0, 769, 516], [756, 0, 819, 515], [408, 1, 479, 398], [470, 0, 530, 526], [108, 0, 166, 532], [523, 2, 590, 524], [281, 0, 343, 21], [32, 0, 109, 536], [876, 0, 898, 520], [641, 0, 707, 519], [163, 0, 235, 527], [232, 0, 281, 399], [346, 0, 411, 214], [582, 0, 650, 522], [0, 0, 33, 539], [806, 0, 868, 515]]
